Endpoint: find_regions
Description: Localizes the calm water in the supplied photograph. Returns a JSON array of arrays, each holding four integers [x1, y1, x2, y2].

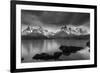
[[21, 39, 90, 63]]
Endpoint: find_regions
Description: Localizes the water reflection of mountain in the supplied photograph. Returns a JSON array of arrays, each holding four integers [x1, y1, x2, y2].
[[22, 32, 47, 39], [21, 39, 90, 63], [22, 33, 90, 40]]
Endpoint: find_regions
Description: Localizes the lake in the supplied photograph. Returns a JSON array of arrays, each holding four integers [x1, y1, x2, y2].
[[21, 39, 90, 63]]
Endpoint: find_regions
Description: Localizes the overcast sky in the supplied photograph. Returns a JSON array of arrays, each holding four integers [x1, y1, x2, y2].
[[21, 10, 90, 32]]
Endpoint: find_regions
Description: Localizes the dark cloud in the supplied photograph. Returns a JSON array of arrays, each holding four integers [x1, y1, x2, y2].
[[21, 10, 90, 26], [21, 10, 43, 26]]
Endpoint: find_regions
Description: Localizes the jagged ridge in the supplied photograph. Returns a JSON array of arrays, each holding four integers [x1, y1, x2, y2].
[[22, 25, 90, 39]]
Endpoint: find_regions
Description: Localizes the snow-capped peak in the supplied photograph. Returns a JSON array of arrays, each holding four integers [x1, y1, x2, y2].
[[22, 25, 89, 37], [60, 25, 89, 35], [22, 25, 55, 36]]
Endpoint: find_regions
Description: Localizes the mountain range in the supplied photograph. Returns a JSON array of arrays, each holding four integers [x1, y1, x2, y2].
[[22, 25, 90, 39]]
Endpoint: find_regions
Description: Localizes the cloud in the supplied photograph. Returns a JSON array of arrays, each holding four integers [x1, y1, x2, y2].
[[21, 10, 90, 27], [21, 11, 43, 26]]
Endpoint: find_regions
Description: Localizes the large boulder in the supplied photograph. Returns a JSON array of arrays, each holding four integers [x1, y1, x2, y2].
[[86, 41, 90, 47]]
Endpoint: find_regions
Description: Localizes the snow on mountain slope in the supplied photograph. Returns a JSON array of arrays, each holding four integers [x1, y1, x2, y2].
[[22, 25, 89, 38]]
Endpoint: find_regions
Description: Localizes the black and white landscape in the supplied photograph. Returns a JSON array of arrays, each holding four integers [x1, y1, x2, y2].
[[21, 10, 90, 63]]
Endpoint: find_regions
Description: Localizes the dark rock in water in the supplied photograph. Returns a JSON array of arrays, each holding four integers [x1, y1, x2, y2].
[[86, 41, 90, 47], [59, 45, 83, 52], [32, 54, 42, 60], [62, 52, 71, 56], [59, 45, 68, 51], [32, 45, 83, 61], [32, 53, 53, 60], [40, 53, 53, 60], [88, 49, 90, 52], [33, 52, 63, 61], [59, 45, 83, 56], [21, 57, 24, 61], [39, 52, 62, 60], [53, 52, 62, 60], [69, 46, 83, 53]]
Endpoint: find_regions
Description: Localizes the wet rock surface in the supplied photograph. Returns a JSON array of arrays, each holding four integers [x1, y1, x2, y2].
[[59, 45, 83, 56], [86, 41, 90, 52], [32, 52, 62, 60], [86, 41, 90, 47], [32, 45, 85, 61], [21, 57, 24, 61]]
